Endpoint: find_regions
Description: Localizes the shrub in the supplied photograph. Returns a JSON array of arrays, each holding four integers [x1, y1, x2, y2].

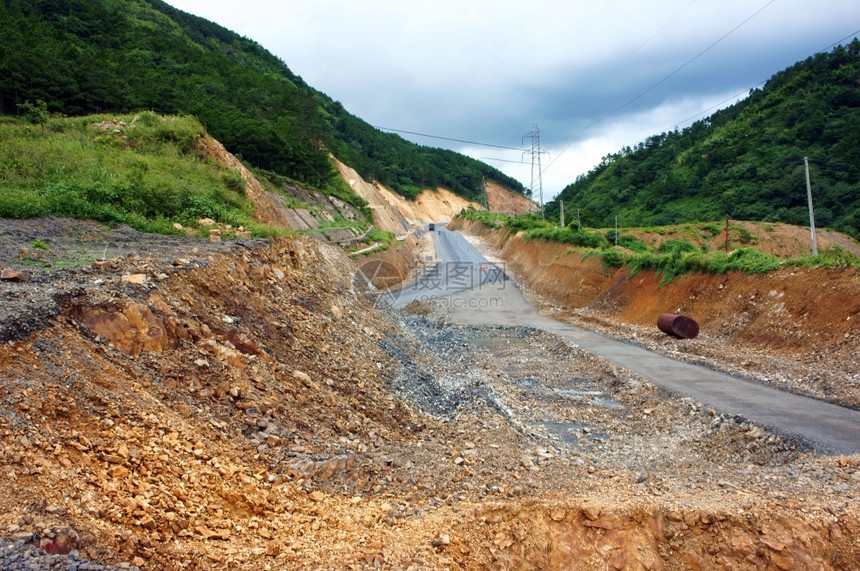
[[581, 248, 626, 270], [738, 227, 755, 244], [0, 189, 46, 218], [658, 239, 697, 255], [455, 208, 509, 229], [616, 234, 650, 253], [700, 223, 722, 237], [524, 226, 607, 248], [507, 212, 550, 233]]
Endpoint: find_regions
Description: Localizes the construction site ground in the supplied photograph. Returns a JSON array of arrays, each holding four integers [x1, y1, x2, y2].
[[0, 217, 858, 570]]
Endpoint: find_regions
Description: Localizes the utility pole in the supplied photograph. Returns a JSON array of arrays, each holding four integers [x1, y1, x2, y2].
[[804, 156, 818, 255], [560, 200, 565, 227], [615, 215, 618, 246], [523, 124, 547, 217], [481, 176, 487, 210]]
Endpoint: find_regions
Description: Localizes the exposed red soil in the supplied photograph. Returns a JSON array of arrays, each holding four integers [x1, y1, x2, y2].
[[450, 218, 860, 409], [484, 180, 538, 216]]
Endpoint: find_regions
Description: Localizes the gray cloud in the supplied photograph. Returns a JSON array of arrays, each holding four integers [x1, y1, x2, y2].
[[167, 0, 859, 194]]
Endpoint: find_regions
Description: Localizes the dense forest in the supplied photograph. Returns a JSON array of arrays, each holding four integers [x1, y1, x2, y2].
[[546, 40, 860, 241], [0, 0, 525, 201]]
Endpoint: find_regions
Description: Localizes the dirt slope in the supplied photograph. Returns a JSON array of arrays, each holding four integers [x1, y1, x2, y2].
[[334, 158, 482, 232], [197, 135, 295, 230], [485, 180, 537, 215], [1, 219, 859, 569]]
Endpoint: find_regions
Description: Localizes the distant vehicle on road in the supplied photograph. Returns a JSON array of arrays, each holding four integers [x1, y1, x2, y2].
[[428, 223, 435, 231]]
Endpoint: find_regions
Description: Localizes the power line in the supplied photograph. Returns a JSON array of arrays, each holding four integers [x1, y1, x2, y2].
[[373, 125, 525, 151], [822, 29, 860, 52], [569, 0, 700, 103], [477, 156, 529, 165], [673, 84, 764, 127], [673, 28, 860, 127], [543, 0, 778, 175]]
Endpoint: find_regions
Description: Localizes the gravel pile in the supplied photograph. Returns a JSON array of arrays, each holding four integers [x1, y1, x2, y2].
[[0, 537, 135, 571]]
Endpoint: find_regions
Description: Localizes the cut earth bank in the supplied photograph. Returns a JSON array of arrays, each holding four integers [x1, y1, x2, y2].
[[0, 218, 857, 569], [448, 218, 860, 411]]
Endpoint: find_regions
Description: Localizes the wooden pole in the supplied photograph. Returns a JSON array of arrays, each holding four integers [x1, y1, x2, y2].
[[804, 156, 818, 255]]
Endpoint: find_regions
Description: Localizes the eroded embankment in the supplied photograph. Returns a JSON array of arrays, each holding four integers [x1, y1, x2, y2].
[[449, 218, 860, 409], [1, 225, 859, 569]]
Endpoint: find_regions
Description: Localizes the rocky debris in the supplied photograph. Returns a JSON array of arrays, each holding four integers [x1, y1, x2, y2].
[[1, 268, 29, 282], [0, 218, 858, 568], [0, 535, 136, 570]]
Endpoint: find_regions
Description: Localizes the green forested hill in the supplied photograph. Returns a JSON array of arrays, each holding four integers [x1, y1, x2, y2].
[[547, 40, 860, 240], [0, 0, 525, 201]]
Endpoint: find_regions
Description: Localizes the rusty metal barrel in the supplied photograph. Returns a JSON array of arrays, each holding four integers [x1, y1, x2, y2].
[[657, 313, 699, 339]]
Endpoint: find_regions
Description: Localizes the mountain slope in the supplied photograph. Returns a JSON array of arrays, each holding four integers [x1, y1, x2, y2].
[[0, 0, 525, 201], [547, 40, 860, 241]]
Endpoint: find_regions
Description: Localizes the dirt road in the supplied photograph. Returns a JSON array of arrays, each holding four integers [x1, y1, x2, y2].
[[397, 228, 860, 453]]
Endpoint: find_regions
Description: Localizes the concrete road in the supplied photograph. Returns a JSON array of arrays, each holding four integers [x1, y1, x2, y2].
[[392, 228, 860, 453]]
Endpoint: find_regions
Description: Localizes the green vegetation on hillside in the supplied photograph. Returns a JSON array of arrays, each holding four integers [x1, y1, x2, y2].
[[0, 0, 525, 202], [0, 112, 280, 236], [455, 210, 860, 286], [547, 40, 860, 241]]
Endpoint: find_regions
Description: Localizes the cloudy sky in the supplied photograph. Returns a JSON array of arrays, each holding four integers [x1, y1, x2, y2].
[[166, 0, 858, 201]]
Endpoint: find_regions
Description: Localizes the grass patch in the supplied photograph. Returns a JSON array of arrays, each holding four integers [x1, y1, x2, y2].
[[508, 212, 551, 233], [456, 208, 510, 229], [348, 227, 396, 256], [464, 211, 859, 285], [365, 227, 395, 246], [0, 113, 281, 236], [582, 248, 626, 270], [524, 226, 607, 248], [788, 245, 860, 270], [625, 247, 783, 286], [700, 223, 723, 237]]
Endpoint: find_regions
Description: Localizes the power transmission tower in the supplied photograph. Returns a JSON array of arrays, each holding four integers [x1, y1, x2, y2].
[[523, 124, 547, 216]]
